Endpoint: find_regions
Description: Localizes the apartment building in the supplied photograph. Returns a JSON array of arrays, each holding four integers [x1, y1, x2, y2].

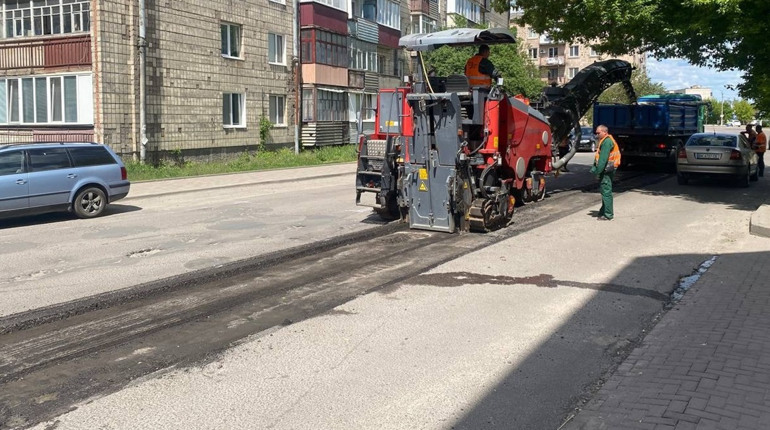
[[0, 0, 294, 161], [510, 19, 645, 85], [301, 0, 508, 145], [0, 0, 506, 157]]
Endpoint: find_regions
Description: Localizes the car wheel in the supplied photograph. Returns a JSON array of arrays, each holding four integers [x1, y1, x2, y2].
[[73, 186, 107, 218], [738, 166, 750, 188], [677, 173, 688, 185]]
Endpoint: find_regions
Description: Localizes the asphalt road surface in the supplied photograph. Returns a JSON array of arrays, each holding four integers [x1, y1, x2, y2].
[[1, 152, 767, 430]]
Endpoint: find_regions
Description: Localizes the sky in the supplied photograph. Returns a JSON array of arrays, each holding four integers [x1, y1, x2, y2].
[[646, 57, 744, 102]]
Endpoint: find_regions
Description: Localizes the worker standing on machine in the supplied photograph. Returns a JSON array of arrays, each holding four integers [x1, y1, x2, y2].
[[590, 125, 621, 221], [464, 44, 497, 88]]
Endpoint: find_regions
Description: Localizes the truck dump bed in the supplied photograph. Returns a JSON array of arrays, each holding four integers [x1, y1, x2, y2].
[[594, 96, 703, 137]]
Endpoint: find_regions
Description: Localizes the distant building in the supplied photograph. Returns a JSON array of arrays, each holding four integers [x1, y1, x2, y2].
[[509, 11, 645, 85], [667, 85, 712, 100]]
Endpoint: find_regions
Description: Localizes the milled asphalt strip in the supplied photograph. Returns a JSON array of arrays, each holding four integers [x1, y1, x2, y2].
[[0, 220, 402, 335]]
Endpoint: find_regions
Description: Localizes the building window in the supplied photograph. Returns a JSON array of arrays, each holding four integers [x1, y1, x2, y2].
[[548, 47, 558, 58], [410, 14, 436, 34], [302, 89, 314, 122], [528, 48, 537, 59], [4, 0, 90, 38], [590, 47, 599, 57], [527, 28, 537, 38], [221, 23, 241, 58], [307, 0, 347, 12], [547, 68, 558, 81], [447, 0, 481, 24], [1, 74, 91, 124], [301, 29, 347, 67], [269, 33, 285, 65], [349, 39, 378, 72], [269, 95, 285, 126], [569, 45, 579, 57], [376, 0, 400, 30], [269, 0, 286, 5], [223, 93, 245, 127], [568, 67, 579, 78], [349, 92, 375, 122], [317, 89, 347, 122]]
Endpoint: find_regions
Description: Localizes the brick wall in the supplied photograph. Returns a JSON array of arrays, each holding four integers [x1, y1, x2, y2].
[[96, 0, 296, 160]]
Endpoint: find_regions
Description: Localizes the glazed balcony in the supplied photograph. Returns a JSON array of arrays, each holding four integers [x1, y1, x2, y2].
[[0, 34, 91, 70], [409, 0, 430, 14]]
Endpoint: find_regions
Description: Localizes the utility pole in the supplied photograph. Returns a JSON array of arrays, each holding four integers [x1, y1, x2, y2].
[[720, 90, 724, 126], [138, 0, 147, 163]]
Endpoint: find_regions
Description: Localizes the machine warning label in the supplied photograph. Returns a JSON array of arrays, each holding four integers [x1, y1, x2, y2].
[[419, 182, 428, 191], [418, 168, 428, 180]]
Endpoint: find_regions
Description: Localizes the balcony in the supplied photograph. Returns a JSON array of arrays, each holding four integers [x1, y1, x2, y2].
[[409, 0, 430, 14], [0, 34, 91, 70], [540, 56, 565, 66]]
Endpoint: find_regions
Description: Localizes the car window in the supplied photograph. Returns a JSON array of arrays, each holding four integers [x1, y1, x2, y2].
[[28, 148, 72, 172], [686, 136, 737, 148], [68, 146, 117, 167], [581, 127, 593, 135], [0, 150, 25, 176]]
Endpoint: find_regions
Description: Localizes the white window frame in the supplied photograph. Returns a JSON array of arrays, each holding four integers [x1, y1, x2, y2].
[[268, 33, 285, 65], [548, 47, 558, 58], [269, 94, 286, 126], [568, 67, 579, 78], [528, 48, 537, 59], [527, 28, 537, 39], [590, 47, 599, 57], [299, 0, 347, 13], [348, 92, 375, 122], [3, 0, 90, 39], [569, 45, 579, 57], [376, 0, 400, 30], [269, 0, 286, 5], [221, 23, 242, 59], [0, 73, 92, 125], [223, 93, 246, 128]]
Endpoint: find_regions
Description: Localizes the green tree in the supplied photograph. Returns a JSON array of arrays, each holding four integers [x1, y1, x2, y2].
[[704, 98, 739, 124], [500, 0, 770, 114], [733, 99, 756, 124], [423, 40, 543, 98]]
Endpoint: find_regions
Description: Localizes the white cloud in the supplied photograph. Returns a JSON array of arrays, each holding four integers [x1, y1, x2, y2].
[[646, 57, 744, 101]]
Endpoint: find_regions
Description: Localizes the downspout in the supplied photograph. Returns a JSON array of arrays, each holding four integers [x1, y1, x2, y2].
[[138, 0, 148, 163], [293, 0, 302, 154]]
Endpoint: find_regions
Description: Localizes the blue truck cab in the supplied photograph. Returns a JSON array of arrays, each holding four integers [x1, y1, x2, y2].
[[593, 94, 708, 168]]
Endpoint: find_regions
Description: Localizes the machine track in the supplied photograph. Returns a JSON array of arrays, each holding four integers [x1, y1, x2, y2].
[[0, 169, 666, 429]]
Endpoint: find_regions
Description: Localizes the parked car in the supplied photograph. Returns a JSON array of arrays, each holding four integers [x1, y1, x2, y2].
[[574, 126, 597, 152], [0, 142, 130, 219], [727, 120, 741, 127], [676, 133, 758, 187]]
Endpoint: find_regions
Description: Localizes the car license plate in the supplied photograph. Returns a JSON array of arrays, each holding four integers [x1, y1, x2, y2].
[[695, 153, 721, 160]]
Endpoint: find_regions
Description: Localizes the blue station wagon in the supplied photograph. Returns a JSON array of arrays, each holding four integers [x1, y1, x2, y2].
[[0, 142, 130, 219]]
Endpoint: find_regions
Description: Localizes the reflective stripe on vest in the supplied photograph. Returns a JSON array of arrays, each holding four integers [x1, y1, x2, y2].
[[594, 134, 621, 168], [756, 132, 767, 153], [464, 55, 491, 87]]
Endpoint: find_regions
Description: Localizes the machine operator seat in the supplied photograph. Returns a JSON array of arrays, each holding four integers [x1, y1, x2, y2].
[[445, 74, 488, 124]]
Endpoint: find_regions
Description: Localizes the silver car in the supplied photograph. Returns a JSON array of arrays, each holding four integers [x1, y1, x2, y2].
[[676, 133, 758, 187], [0, 142, 130, 219]]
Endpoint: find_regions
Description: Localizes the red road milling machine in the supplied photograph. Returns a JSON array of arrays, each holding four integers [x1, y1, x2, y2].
[[355, 28, 637, 232]]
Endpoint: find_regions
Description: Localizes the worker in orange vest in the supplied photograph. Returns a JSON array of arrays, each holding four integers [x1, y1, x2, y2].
[[589, 125, 621, 220], [464, 44, 498, 88], [754, 124, 766, 177]]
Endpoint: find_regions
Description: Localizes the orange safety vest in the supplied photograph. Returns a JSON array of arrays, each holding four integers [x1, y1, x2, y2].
[[464, 55, 492, 87], [756, 132, 767, 153], [595, 134, 621, 169]]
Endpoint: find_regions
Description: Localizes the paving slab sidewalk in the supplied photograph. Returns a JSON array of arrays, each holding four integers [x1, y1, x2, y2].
[[564, 237, 770, 430]]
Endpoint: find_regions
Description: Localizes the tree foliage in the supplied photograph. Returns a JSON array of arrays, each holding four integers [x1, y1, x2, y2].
[[733, 99, 756, 124], [422, 41, 544, 98], [502, 0, 770, 114]]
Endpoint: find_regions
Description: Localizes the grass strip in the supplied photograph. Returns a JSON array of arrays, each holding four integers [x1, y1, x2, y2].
[[125, 146, 357, 181]]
